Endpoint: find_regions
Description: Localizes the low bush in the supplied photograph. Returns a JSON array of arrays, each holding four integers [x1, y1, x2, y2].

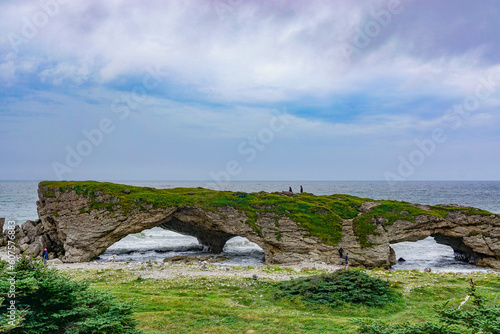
[[0, 256, 141, 334], [274, 269, 398, 307]]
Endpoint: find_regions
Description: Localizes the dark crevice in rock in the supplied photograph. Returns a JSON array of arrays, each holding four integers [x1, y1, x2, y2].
[[159, 217, 235, 254]]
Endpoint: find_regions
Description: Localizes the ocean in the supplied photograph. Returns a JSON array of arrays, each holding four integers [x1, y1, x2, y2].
[[1, 180, 499, 272]]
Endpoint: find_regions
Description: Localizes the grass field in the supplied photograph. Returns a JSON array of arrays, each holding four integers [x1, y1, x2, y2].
[[62, 266, 500, 333]]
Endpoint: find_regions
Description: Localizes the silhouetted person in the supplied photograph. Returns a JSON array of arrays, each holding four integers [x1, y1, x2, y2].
[[300, 185, 303, 193], [344, 252, 349, 269], [338, 247, 343, 258], [289, 187, 293, 193]]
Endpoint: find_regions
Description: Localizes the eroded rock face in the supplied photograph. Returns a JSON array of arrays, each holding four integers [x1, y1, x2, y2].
[[2, 183, 500, 270], [385, 213, 500, 269], [32, 189, 345, 265]]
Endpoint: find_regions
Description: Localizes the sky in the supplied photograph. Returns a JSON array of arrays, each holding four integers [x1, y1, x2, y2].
[[0, 0, 499, 182]]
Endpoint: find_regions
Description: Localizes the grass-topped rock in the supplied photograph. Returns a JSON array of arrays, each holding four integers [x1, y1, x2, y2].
[[2, 181, 499, 269], [40, 180, 350, 245]]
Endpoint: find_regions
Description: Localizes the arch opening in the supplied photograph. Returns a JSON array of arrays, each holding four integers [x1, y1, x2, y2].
[[220, 236, 265, 265], [390, 236, 489, 272], [97, 227, 200, 262], [158, 216, 235, 253]]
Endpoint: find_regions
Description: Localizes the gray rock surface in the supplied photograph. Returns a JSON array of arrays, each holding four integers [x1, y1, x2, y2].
[[47, 258, 63, 265]]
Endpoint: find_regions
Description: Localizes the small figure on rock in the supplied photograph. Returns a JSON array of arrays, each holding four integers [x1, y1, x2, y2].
[[300, 185, 303, 193], [344, 252, 349, 269], [289, 187, 293, 193], [338, 247, 344, 258], [42, 248, 49, 265]]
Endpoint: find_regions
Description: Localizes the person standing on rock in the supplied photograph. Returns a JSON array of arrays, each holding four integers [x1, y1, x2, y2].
[[300, 185, 303, 193], [344, 252, 349, 269], [289, 187, 293, 193], [42, 248, 49, 265]]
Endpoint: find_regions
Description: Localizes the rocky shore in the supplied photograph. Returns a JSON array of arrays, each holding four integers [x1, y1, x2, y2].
[[0, 248, 342, 281]]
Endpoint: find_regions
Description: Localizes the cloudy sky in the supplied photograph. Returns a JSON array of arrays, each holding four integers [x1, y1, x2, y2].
[[1, 0, 499, 181]]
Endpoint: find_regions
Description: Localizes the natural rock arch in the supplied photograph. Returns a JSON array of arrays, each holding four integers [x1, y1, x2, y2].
[[157, 207, 245, 254], [98, 208, 265, 259], [2, 181, 499, 270], [390, 233, 474, 260], [48, 204, 274, 264], [380, 211, 500, 268]]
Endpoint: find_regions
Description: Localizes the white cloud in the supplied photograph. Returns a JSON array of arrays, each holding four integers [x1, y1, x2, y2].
[[39, 60, 92, 85], [1, 0, 498, 105], [0, 59, 16, 83], [0, 1, 370, 98], [1, 0, 499, 180]]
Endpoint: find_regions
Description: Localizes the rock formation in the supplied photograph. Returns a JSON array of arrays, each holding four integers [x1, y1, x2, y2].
[[2, 181, 499, 269]]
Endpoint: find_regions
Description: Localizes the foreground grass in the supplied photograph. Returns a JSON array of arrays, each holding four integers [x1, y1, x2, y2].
[[61, 266, 500, 333]]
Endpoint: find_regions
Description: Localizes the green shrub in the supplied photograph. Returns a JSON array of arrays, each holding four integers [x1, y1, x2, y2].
[[274, 269, 398, 307], [0, 256, 141, 334], [356, 279, 500, 334]]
